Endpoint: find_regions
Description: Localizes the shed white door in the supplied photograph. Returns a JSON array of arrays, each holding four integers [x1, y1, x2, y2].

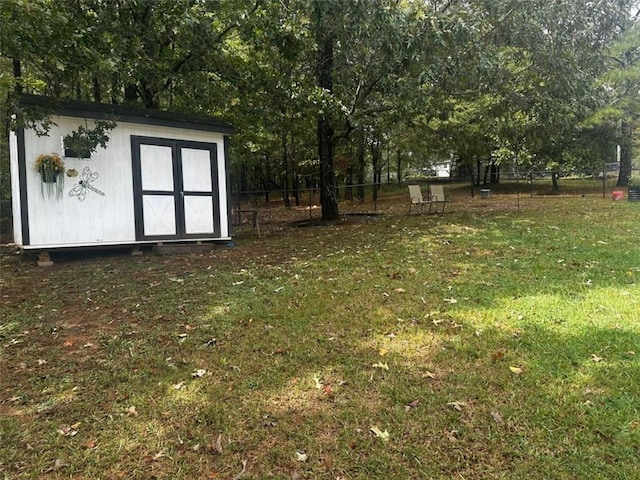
[[132, 137, 220, 241]]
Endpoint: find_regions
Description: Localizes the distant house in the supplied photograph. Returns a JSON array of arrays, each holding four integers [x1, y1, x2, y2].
[[10, 95, 235, 255]]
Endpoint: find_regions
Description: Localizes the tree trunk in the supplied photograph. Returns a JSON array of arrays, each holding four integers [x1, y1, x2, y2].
[[551, 171, 560, 192], [371, 135, 382, 203], [316, 42, 339, 220], [318, 115, 338, 220], [240, 161, 248, 201], [617, 121, 633, 187], [282, 131, 290, 207], [294, 171, 300, 206], [93, 76, 101, 103], [490, 163, 500, 184], [356, 130, 366, 201], [124, 84, 138, 104], [13, 58, 22, 93], [263, 155, 271, 202]]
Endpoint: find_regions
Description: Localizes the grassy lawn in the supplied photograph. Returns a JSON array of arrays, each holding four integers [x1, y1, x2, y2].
[[1, 192, 640, 479]]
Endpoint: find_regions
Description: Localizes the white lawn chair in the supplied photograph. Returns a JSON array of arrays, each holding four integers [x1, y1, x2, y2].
[[428, 184, 451, 213], [408, 185, 430, 214]]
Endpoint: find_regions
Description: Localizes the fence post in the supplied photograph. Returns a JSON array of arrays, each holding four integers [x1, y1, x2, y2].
[[530, 174, 534, 198]]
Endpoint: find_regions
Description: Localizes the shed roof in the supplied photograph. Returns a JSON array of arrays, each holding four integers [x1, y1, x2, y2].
[[18, 94, 235, 135]]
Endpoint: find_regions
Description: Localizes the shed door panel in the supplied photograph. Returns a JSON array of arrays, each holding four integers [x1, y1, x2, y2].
[[181, 148, 213, 192], [184, 196, 214, 234], [181, 147, 216, 235], [142, 195, 177, 236], [140, 145, 174, 191], [132, 136, 219, 241]]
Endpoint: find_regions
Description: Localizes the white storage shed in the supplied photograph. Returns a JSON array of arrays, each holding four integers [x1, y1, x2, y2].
[[10, 95, 235, 256]]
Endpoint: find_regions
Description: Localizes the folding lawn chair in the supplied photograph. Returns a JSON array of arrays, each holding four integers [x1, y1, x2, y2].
[[428, 184, 451, 213], [408, 185, 431, 214]]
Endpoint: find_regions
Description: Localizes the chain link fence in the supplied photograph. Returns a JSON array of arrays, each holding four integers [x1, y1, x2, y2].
[[229, 167, 640, 234]]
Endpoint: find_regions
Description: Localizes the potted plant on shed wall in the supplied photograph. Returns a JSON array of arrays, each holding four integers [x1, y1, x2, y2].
[[628, 173, 640, 202], [35, 152, 65, 199], [63, 120, 116, 158]]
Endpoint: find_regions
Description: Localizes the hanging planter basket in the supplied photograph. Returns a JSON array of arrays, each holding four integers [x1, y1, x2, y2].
[[39, 167, 59, 183], [35, 153, 65, 199]]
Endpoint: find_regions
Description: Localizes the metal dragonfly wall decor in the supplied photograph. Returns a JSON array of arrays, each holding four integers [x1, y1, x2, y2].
[[68, 166, 105, 201]]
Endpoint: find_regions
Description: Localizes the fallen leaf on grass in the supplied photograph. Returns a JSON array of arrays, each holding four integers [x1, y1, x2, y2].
[[313, 375, 323, 389], [444, 429, 458, 442], [394, 288, 406, 293], [590, 354, 603, 363], [295, 450, 308, 462], [212, 434, 223, 454], [323, 384, 335, 399], [45, 458, 69, 472], [372, 362, 389, 370], [422, 371, 437, 379], [126, 406, 138, 417], [447, 401, 466, 411], [57, 422, 81, 437], [192, 369, 207, 378], [172, 381, 186, 390], [509, 366, 523, 374], [370, 426, 390, 442], [492, 351, 505, 362], [232, 459, 248, 480], [443, 298, 458, 304], [490, 411, 504, 425], [84, 439, 97, 449], [153, 451, 166, 460], [405, 400, 419, 411], [378, 348, 389, 356]]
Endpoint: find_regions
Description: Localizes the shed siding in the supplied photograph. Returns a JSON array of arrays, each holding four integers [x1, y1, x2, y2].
[[15, 115, 230, 248]]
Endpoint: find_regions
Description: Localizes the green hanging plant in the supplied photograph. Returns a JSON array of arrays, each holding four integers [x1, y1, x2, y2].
[[63, 120, 117, 158], [35, 152, 65, 199]]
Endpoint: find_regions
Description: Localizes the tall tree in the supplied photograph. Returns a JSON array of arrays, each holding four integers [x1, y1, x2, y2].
[[312, 0, 339, 220], [596, 10, 640, 186]]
